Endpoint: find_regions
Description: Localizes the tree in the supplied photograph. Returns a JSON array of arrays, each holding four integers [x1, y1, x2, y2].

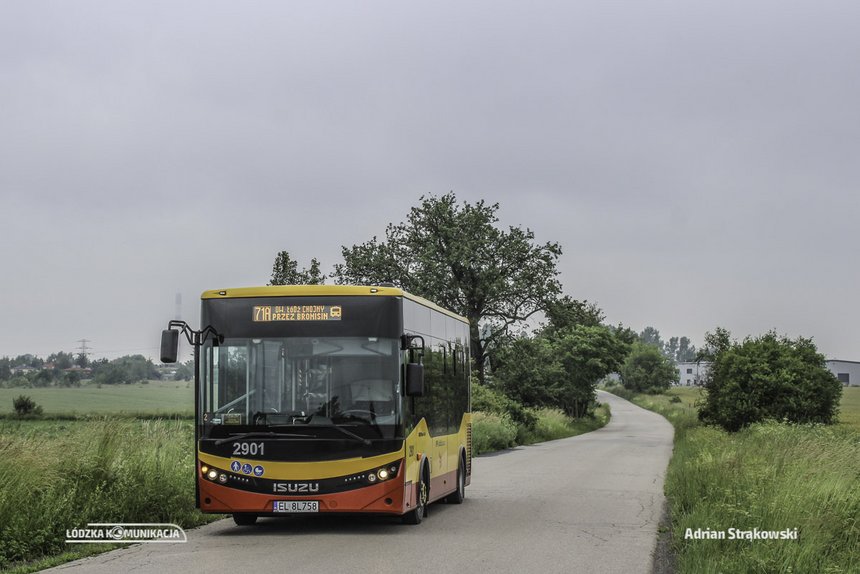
[[664, 337, 679, 361], [698, 330, 842, 432], [676, 336, 697, 361], [553, 325, 630, 417], [269, 251, 325, 285], [46, 352, 73, 370], [638, 326, 663, 349], [496, 325, 630, 418], [74, 353, 89, 368], [494, 336, 562, 410], [543, 296, 604, 333], [173, 359, 194, 381], [620, 342, 677, 393], [334, 192, 562, 383]]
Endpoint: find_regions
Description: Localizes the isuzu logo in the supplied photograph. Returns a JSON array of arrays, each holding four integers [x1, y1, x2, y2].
[[273, 482, 320, 493]]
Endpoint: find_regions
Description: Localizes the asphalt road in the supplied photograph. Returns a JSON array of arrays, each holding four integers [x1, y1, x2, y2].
[[44, 391, 674, 574]]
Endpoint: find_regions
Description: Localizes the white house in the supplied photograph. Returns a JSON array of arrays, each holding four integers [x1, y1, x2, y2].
[[675, 361, 710, 386], [825, 360, 860, 387]]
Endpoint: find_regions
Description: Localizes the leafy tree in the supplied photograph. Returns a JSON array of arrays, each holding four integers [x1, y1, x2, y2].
[[63, 370, 82, 387], [543, 296, 604, 334], [639, 326, 663, 349], [698, 330, 842, 432], [496, 325, 629, 418], [32, 369, 54, 387], [664, 337, 679, 362], [620, 342, 677, 393], [334, 192, 562, 383], [494, 336, 561, 409], [553, 325, 630, 417], [173, 359, 194, 381], [74, 353, 89, 368], [0, 358, 11, 381], [46, 352, 74, 370], [676, 336, 697, 361], [269, 251, 325, 285], [609, 323, 638, 346]]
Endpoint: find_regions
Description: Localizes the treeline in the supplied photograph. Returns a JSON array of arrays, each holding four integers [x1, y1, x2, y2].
[[0, 354, 166, 388]]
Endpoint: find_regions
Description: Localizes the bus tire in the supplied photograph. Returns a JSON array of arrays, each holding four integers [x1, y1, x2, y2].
[[445, 455, 466, 504], [232, 513, 258, 526], [403, 466, 429, 525]]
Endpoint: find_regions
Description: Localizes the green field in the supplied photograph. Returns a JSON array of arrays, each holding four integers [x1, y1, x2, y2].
[[610, 384, 860, 574], [0, 381, 193, 417]]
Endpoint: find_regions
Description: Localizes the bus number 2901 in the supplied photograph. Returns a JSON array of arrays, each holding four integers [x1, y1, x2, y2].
[[232, 442, 264, 456]]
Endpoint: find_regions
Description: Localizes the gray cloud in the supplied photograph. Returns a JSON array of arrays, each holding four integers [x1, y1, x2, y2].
[[1, 0, 858, 359]]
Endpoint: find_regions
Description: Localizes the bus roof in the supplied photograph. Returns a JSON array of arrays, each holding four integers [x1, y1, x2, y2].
[[200, 285, 469, 323]]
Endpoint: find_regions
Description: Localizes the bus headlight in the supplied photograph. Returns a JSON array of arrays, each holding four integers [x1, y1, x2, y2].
[[207, 469, 218, 481], [367, 473, 377, 483], [201, 465, 209, 475], [377, 469, 389, 480]]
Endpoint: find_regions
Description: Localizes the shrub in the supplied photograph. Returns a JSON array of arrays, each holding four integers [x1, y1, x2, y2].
[[12, 395, 43, 417], [620, 341, 677, 393], [698, 330, 842, 432], [471, 412, 518, 454], [471, 382, 536, 427]]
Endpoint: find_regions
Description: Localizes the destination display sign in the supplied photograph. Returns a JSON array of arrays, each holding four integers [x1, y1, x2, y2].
[[252, 305, 342, 322]]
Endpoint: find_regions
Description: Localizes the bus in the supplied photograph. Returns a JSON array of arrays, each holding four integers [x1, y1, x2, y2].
[[161, 284, 471, 525]]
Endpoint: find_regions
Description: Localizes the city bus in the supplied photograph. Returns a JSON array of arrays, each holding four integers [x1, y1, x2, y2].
[[161, 284, 471, 525]]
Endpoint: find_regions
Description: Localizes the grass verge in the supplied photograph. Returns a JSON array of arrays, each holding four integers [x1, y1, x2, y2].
[[0, 419, 220, 573], [603, 385, 860, 574]]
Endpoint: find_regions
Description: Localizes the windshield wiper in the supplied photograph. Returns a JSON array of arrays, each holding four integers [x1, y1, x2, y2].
[[212, 431, 313, 445], [269, 423, 372, 446]]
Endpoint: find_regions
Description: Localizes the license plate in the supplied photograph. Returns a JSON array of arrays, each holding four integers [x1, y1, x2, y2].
[[273, 500, 319, 513]]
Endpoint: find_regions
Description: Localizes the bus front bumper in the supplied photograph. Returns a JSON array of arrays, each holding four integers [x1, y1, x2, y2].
[[198, 476, 409, 516]]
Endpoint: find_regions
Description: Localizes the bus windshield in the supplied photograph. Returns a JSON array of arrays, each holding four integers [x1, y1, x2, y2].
[[200, 336, 401, 439]]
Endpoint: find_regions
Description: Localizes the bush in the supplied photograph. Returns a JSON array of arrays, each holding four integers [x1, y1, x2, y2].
[[12, 396, 42, 417], [471, 412, 518, 454], [698, 331, 842, 432], [471, 382, 536, 427], [620, 341, 677, 393]]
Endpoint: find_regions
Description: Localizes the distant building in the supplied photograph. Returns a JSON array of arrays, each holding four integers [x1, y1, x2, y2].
[[825, 360, 860, 387], [675, 361, 710, 386]]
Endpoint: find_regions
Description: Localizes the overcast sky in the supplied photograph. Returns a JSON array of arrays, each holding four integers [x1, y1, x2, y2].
[[2, 0, 858, 362]]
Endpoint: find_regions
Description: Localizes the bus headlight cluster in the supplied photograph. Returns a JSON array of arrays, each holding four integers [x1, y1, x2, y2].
[[368, 463, 399, 483], [202, 465, 228, 484]]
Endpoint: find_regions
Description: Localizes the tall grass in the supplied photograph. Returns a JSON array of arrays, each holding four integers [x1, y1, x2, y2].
[[0, 419, 214, 571], [472, 403, 611, 455], [607, 387, 860, 574], [667, 422, 860, 573]]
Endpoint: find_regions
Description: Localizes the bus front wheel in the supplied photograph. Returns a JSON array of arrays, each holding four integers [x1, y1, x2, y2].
[[232, 513, 258, 526], [403, 470, 429, 525]]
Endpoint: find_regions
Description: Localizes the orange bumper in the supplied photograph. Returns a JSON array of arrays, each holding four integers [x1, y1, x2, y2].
[[199, 476, 408, 515]]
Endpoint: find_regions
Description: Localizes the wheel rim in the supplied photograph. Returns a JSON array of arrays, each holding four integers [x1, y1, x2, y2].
[[419, 479, 428, 508]]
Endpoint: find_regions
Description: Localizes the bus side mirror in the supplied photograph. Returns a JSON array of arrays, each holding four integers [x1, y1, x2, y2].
[[161, 330, 179, 363], [405, 363, 425, 397]]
